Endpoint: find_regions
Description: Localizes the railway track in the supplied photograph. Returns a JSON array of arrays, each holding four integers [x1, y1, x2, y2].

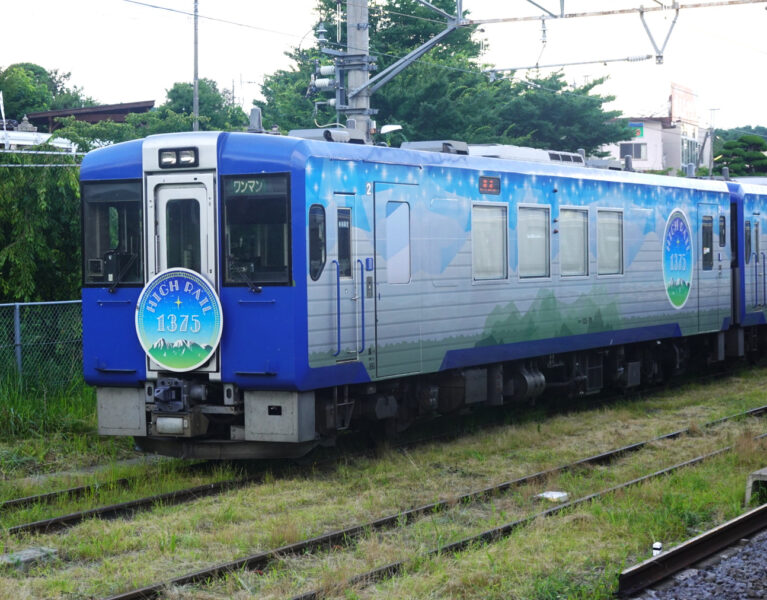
[[618, 503, 767, 597], [1, 420, 489, 535], [0, 365, 729, 532], [6, 399, 762, 538], [287, 433, 767, 600], [99, 405, 767, 600], [0, 460, 212, 513]]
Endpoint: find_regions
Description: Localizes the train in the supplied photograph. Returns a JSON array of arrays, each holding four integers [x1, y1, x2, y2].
[[80, 129, 767, 459]]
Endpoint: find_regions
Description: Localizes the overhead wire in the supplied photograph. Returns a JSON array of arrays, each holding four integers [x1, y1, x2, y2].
[[118, 0, 623, 104], [0, 164, 80, 168], [121, 0, 306, 39]]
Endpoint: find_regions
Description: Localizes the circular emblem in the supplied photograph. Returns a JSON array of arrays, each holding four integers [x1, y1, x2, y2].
[[662, 210, 694, 309], [135, 268, 223, 372]]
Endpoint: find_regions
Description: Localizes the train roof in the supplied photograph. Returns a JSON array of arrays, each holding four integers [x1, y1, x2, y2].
[[81, 130, 731, 195]]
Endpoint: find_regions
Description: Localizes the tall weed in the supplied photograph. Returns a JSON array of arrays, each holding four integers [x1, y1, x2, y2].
[[0, 374, 95, 438]]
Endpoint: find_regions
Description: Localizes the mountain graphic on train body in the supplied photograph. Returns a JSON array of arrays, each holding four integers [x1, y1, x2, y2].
[[149, 338, 213, 364]]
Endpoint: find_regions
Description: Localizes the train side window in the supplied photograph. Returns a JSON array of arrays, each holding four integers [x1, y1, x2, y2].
[[472, 204, 507, 280], [719, 215, 726, 247], [597, 210, 623, 275], [82, 180, 144, 286], [519, 206, 550, 278], [223, 174, 290, 285], [386, 201, 411, 284], [560, 208, 588, 277], [337, 208, 352, 278], [702, 216, 714, 271], [745, 220, 752, 264], [308, 205, 326, 281]]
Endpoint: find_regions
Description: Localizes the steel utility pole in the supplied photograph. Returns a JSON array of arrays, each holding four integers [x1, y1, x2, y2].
[[346, 0, 371, 140], [193, 0, 200, 131]]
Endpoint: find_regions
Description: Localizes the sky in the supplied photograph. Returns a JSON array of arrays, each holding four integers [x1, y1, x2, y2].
[[2, 0, 765, 131]]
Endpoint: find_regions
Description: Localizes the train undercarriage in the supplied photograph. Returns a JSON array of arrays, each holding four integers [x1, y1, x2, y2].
[[102, 326, 766, 460]]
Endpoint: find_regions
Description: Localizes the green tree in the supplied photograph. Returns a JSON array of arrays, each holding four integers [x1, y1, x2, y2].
[[163, 78, 248, 131], [55, 80, 245, 151], [55, 107, 196, 152], [0, 65, 50, 119], [257, 0, 630, 154], [0, 150, 81, 301], [0, 63, 95, 125], [714, 126, 767, 158], [714, 134, 767, 176]]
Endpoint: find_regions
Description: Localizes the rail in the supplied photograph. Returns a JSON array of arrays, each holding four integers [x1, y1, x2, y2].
[[618, 502, 767, 596]]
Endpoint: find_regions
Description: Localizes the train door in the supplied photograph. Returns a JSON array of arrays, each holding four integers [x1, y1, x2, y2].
[[332, 193, 372, 362], [744, 212, 764, 309], [697, 203, 726, 331], [146, 174, 217, 286], [373, 182, 421, 378]]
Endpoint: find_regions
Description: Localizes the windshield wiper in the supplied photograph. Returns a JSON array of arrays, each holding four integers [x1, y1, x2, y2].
[[108, 253, 138, 294], [233, 263, 262, 294]]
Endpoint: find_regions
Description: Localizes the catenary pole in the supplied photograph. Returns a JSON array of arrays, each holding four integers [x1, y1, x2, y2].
[[193, 0, 200, 131], [346, 0, 371, 141]]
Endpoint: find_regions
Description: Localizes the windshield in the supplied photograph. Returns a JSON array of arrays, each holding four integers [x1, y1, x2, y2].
[[223, 174, 291, 285], [82, 180, 143, 286]]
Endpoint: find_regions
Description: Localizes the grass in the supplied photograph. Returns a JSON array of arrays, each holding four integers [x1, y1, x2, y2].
[[0, 376, 138, 478], [0, 460, 241, 532], [0, 374, 94, 438], [2, 366, 767, 598], [366, 442, 762, 600]]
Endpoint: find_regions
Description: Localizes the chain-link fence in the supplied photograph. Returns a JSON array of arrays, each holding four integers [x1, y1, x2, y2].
[[0, 301, 82, 389]]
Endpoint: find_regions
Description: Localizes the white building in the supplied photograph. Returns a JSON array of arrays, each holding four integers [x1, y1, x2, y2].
[[602, 84, 712, 174], [0, 115, 77, 152]]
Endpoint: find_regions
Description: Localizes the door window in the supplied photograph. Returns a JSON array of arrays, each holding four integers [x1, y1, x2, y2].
[[166, 199, 201, 272], [338, 208, 352, 278], [702, 216, 713, 271], [309, 204, 326, 281], [386, 201, 411, 284]]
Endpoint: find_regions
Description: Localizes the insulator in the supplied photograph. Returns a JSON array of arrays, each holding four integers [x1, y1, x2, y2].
[[318, 65, 336, 76], [314, 78, 335, 90]]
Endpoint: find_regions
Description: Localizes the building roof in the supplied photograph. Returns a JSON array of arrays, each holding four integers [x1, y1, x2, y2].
[[623, 116, 676, 128], [27, 100, 155, 130]]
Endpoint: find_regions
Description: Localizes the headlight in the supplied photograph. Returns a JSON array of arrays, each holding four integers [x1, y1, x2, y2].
[[179, 149, 198, 166], [159, 150, 178, 167], [158, 148, 199, 168]]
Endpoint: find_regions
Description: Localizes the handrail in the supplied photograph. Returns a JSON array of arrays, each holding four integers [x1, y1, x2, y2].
[[762, 252, 766, 308], [357, 259, 365, 353], [332, 260, 341, 357], [754, 252, 759, 308]]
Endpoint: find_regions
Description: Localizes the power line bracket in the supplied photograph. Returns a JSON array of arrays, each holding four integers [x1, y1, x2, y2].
[[639, 5, 680, 64]]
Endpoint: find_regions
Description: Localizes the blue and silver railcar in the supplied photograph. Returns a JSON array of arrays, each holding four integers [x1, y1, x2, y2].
[[81, 131, 753, 459]]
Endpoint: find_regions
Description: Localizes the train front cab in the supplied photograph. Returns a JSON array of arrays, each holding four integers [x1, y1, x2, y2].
[[83, 132, 319, 459]]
